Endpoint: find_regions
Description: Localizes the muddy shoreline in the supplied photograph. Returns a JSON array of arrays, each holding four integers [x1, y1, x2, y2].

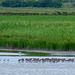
[[0, 48, 75, 56]]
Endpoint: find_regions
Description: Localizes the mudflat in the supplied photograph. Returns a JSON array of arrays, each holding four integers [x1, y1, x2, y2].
[[0, 56, 75, 75]]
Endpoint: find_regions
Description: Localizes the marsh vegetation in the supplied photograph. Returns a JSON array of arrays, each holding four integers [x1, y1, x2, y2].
[[0, 15, 75, 50]]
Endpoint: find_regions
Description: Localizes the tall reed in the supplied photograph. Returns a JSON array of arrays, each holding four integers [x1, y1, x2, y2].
[[0, 15, 75, 50]]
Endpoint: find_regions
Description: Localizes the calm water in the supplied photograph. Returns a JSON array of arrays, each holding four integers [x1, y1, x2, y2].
[[0, 52, 25, 55], [0, 56, 75, 75]]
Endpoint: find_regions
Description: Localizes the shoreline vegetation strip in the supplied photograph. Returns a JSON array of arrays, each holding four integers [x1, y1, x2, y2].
[[0, 7, 75, 15]]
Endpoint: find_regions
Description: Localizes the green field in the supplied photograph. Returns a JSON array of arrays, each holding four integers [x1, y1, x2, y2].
[[0, 15, 75, 50]]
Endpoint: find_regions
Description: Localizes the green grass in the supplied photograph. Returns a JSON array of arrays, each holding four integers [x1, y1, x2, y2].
[[0, 15, 75, 50]]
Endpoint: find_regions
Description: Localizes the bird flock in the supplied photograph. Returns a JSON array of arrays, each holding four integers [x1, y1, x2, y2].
[[0, 58, 74, 63], [18, 58, 75, 63]]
